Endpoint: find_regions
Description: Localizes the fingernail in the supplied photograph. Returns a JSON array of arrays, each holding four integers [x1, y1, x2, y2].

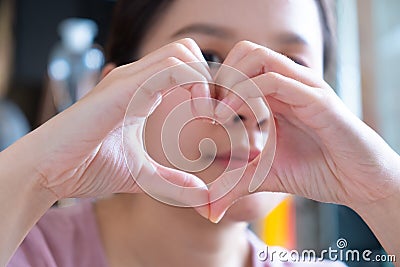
[[209, 210, 226, 224], [195, 205, 210, 220], [191, 84, 213, 118]]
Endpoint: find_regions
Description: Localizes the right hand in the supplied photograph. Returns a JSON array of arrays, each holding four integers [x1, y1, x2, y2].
[[23, 38, 210, 210], [207, 41, 400, 222]]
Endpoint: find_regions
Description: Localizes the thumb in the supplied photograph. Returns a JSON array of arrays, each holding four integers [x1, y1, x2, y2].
[[208, 165, 257, 223], [134, 160, 210, 219]]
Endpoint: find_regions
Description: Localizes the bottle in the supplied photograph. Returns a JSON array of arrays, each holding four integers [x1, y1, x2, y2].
[[47, 18, 104, 112]]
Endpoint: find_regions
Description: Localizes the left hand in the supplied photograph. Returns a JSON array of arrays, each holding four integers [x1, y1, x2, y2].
[[207, 41, 400, 222]]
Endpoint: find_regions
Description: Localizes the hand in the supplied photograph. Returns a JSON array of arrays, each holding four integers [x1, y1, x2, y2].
[[208, 41, 400, 222], [28, 39, 211, 210]]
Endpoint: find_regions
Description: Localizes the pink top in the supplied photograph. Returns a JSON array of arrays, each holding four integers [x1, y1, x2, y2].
[[8, 201, 345, 267]]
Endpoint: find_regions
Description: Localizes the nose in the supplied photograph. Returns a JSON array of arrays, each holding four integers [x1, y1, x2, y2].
[[227, 97, 270, 151]]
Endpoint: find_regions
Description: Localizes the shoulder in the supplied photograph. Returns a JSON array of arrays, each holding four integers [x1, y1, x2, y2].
[[246, 230, 347, 267], [7, 200, 107, 267]]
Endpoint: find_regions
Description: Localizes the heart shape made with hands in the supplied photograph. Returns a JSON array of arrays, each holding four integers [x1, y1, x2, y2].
[[122, 62, 276, 221]]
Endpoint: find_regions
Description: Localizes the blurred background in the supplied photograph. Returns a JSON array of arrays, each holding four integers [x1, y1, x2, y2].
[[0, 0, 398, 265]]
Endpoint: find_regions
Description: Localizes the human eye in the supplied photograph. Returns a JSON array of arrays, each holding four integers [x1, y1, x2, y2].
[[286, 55, 308, 67], [201, 50, 224, 64]]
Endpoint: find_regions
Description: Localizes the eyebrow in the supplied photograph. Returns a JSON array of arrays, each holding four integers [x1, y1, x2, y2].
[[172, 24, 310, 48], [275, 32, 310, 47], [172, 23, 234, 39]]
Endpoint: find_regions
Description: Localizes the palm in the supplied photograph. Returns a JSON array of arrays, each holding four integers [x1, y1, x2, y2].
[[35, 39, 214, 205], [263, 97, 396, 207], [35, 109, 141, 199], [63, 128, 139, 198], [267, 111, 345, 203]]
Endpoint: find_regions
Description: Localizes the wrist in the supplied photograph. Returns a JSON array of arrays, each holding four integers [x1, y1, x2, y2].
[[0, 135, 57, 265], [352, 193, 400, 257], [351, 154, 400, 256], [2, 132, 59, 202], [349, 149, 400, 209]]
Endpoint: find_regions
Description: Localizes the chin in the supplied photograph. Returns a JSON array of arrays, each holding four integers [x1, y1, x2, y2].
[[223, 192, 288, 222]]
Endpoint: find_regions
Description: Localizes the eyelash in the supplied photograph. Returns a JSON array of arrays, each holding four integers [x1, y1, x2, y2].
[[201, 50, 224, 64], [286, 55, 308, 67], [201, 50, 307, 68]]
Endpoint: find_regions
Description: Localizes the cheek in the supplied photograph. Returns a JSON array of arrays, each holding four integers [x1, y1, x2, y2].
[[178, 120, 230, 161], [143, 88, 229, 178], [224, 192, 288, 222], [144, 88, 191, 167]]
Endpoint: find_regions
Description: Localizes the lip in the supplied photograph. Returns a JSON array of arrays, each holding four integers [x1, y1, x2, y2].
[[214, 149, 260, 169]]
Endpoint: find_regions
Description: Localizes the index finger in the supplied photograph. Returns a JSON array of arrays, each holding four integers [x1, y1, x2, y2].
[[215, 41, 322, 96]]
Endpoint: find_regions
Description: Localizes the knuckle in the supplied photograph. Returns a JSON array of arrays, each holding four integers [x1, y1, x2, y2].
[[110, 65, 124, 74], [106, 66, 124, 80], [171, 42, 189, 56], [233, 40, 260, 54], [179, 37, 198, 49], [254, 48, 272, 69], [106, 67, 118, 78], [235, 40, 254, 49], [167, 70, 178, 85], [264, 72, 281, 82], [164, 56, 181, 67], [253, 47, 268, 57]]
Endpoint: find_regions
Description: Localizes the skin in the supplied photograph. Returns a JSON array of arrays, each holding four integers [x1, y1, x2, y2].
[[96, 0, 332, 266], [108, 0, 324, 222], [1, 0, 400, 266]]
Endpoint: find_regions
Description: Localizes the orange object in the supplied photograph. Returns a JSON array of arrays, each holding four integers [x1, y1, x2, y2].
[[259, 196, 296, 249]]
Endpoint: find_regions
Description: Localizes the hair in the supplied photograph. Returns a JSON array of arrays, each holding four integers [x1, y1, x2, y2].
[[316, 0, 337, 73], [0, 0, 14, 97], [106, 0, 172, 66], [106, 0, 337, 72]]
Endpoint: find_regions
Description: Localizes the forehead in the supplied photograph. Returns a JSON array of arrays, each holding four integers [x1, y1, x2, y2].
[[157, 0, 322, 46]]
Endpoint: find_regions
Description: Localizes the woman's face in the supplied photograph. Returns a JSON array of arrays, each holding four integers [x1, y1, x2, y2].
[[141, 0, 324, 221]]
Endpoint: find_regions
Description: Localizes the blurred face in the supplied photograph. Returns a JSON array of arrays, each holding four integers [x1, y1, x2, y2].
[[140, 0, 324, 221]]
